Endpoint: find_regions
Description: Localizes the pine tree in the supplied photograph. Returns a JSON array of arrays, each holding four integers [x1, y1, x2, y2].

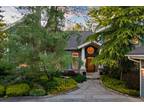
[[6, 7, 71, 80]]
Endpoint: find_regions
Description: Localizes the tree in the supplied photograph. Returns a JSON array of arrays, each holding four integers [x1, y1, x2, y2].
[[88, 7, 144, 79], [72, 23, 82, 31], [6, 7, 71, 80], [0, 7, 6, 59]]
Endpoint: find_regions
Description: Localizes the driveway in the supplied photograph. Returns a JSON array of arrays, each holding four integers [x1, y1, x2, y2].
[[0, 79, 142, 102]]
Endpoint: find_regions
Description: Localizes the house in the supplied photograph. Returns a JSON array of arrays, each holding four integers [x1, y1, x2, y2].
[[65, 31, 101, 74], [126, 46, 144, 97]]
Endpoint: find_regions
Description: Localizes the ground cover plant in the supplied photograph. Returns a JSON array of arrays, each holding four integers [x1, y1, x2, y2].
[[101, 75, 139, 97]]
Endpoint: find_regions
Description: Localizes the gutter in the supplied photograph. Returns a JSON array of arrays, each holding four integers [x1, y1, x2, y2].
[[128, 56, 140, 63]]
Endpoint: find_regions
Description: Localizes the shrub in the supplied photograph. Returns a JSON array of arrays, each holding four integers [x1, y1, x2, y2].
[[0, 85, 5, 97], [39, 75, 48, 81], [101, 75, 139, 97], [6, 83, 30, 97], [29, 88, 46, 96], [47, 77, 77, 94], [72, 74, 86, 83]]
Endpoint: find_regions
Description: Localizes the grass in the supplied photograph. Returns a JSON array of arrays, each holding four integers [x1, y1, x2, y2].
[[101, 75, 139, 97]]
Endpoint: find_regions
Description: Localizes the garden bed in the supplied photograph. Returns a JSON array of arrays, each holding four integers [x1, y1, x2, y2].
[[0, 76, 77, 97], [101, 75, 139, 97]]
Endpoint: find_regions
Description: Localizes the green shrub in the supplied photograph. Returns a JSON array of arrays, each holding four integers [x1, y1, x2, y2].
[[29, 88, 46, 96], [39, 75, 48, 81], [6, 83, 30, 97], [47, 77, 77, 94], [0, 85, 5, 97], [72, 74, 86, 83], [101, 75, 139, 97]]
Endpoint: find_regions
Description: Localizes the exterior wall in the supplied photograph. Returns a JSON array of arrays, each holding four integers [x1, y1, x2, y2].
[[140, 60, 144, 96], [71, 51, 80, 73], [67, 43, 100, 74]]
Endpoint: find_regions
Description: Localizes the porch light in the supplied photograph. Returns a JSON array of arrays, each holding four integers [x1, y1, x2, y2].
[[141, 66, 144, 77]]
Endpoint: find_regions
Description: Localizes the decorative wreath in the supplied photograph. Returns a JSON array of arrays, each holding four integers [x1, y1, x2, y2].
[[87, 47, 94, 54]]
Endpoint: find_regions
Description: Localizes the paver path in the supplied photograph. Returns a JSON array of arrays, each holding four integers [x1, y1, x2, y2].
[[0, 79, 143, 102]]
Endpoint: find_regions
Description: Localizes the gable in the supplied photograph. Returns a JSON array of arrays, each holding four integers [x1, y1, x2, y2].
[[65, 31, 100, 51]]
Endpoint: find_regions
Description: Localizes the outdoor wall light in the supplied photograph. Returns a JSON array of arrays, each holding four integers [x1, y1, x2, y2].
[[141, 68, 144, 77]]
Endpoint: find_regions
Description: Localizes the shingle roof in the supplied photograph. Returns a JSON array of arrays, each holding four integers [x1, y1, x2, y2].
[[127, 46, 144, 56], [65, 31, 93, 50]]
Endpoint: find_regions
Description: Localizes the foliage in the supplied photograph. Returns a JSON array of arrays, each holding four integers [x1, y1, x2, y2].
[[72, 74, 86, 83], [101, 75, 139, 97], [72, 23, 82, 31], [88, 7, 144, 67], [44, 6, 65, 31], [0, 84, 5, 97], [29, 88, 46, 96], [5, 7, 71, 81], [47, 77, 77, 94], [6, 83, 30, 96], [0, 7, 7, 59]]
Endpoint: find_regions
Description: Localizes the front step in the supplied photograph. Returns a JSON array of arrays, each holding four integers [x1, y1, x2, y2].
[[86, 72, 100, 79]]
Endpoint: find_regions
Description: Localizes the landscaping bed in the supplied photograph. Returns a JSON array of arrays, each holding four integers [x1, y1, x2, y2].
[[101, 75, 139, 97], [62, 70, 87, 83], [0, 76, 77, 97]]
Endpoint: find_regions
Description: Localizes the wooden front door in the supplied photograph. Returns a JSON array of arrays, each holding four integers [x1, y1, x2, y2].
[[86, 57, 95, 73]]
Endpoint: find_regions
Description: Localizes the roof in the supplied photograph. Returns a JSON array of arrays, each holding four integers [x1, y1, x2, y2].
[[126, 46, 144, 56], [65, 31, 100, 51]]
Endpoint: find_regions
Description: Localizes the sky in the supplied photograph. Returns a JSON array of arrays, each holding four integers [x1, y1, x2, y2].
[[1, 6, 91, 29]]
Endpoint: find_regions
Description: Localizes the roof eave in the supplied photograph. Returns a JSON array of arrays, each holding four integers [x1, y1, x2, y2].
[[77, 41, 101, 49]]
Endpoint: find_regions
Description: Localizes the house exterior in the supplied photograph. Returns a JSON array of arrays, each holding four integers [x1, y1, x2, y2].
[[126, 46, 144, 97], [65, 31, 101, 74]]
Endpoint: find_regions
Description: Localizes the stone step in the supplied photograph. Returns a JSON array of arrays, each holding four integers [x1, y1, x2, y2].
[[86, 72, 100, 79]]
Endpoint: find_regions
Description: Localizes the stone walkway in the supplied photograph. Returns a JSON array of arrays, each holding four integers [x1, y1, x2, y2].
[[0, 79, 143, 102]]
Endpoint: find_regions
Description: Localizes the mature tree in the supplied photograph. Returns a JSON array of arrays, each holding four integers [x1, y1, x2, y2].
[[88, 7, 144, 79], [5, 7, 71, 80], [0, 7, 6, 59]]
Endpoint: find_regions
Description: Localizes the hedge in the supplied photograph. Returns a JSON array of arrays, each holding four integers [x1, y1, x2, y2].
[[0, 84, 5, 96], [6, 83, 30, 97], [29, 88, 46, 96], [47, 77, 77, 94]]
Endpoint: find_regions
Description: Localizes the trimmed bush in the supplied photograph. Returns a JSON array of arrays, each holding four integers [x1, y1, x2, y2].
[[47, 77, 77, 94], [72, 74, 86, 83], [6, 83, 30, 97], [0, 85, 5, 97], [101, 75, 139, 97], [29, 88, 46, 96], [39, 75, 48, 81]]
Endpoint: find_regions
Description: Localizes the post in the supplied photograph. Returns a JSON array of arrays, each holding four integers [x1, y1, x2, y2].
[[80, 48, 86, 73], [140, 60, 144, 97]]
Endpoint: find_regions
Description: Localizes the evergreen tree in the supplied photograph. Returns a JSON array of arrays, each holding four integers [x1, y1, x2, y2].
[[6, 7, 71, 80], [88, 7, 144, 79]]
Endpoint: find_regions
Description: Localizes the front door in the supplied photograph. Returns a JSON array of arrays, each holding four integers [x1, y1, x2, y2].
[[86, 57, 95, 73]]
